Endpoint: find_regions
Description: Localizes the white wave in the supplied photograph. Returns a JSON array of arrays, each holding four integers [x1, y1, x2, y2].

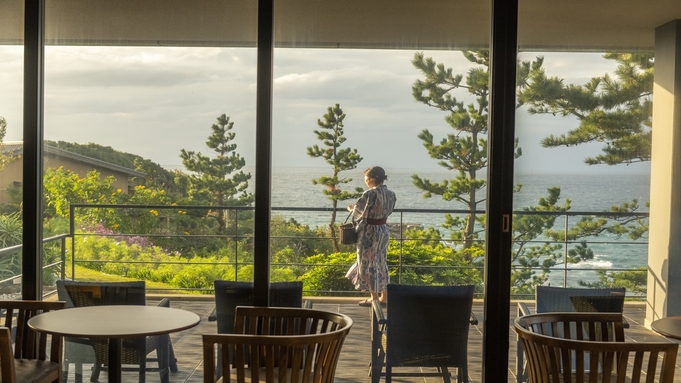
[[572, 256, 613, 269]]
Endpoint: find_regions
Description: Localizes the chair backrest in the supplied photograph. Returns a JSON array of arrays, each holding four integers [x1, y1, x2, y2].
[[385, 284, 474, 367], [56, 280, 146, 307], [202, 306, 352, 383], [55, 280, 148, 368], [234, 306, 349, 336], [515, 312, 678, 383], [0, 300, 65, 361], [213, 281, 303, 334], [535, 286, 625, 313], [517, 311, 625, 342]]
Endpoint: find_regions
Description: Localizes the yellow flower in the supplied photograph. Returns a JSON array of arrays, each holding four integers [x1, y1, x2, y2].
[[150, 210, 159, 216]]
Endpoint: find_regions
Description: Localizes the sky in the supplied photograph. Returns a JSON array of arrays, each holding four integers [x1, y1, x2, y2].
[[0, 46, 651, 176]]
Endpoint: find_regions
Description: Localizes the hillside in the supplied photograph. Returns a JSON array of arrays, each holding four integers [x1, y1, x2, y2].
[[45, 140, 181, 193], [45, 140, 143, 169]]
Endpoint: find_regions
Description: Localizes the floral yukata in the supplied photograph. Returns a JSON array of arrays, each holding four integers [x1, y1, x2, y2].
[[348, 184, 396, 293]]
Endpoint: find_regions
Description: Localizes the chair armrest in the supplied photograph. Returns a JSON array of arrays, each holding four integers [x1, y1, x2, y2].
[[372, 300, 387, 325], [157, 298, 171, 308], [469, 311, 478, 325], [517, 302, 532, 317], [370, 301, 386, 383], [516, 302, 532, 383]]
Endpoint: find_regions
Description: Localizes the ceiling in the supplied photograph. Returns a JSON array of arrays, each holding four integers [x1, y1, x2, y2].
[[1, 0, 680, 51]]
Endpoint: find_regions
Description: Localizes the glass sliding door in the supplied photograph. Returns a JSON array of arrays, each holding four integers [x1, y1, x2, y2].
[[515, 7, 651, 297], [272, 1, 490, 381], [513, 2, 653, 381], [513, 51, 650, 290], [43, 1, 257, 293], [0, 0, 24, 300]]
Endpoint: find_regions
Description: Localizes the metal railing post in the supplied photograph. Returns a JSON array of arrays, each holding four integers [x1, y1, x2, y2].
[[235, 207, 239, 281], [70, 204, 75, 280], [398, 211, 404, 284], [61, 236, 66, 280], [563, 214, 568, 287]]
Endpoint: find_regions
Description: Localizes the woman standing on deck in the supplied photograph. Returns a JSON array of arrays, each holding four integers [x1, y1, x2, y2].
[[347, 166, 397, 307]]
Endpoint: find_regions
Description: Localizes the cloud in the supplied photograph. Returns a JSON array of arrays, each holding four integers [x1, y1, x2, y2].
[[0, 45, 644, 175]]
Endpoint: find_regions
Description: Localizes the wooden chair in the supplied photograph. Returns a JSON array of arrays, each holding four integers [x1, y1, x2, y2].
[[516, 286, 627, 383], [210, 281, 308, 335], [515, 312, 678, 383], [0, 300, 66, 383], [370, 284, 476, 383], [56, 280, 177, 383], [520, 286, 626, 315], [209, 281, 311, 377], [203, 306, 353, 383]]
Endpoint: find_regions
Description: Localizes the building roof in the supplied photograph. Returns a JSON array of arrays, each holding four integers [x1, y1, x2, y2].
[[3, 142, 146, 178]]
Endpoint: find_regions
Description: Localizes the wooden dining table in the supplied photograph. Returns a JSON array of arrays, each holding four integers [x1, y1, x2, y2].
[[28, 305, 200, 383]]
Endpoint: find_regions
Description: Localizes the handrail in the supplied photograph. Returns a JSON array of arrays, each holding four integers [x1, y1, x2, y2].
[[0, 234, 70, 291]]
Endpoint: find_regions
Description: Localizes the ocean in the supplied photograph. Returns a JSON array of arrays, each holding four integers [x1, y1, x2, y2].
[[270, 167, 651, 286]]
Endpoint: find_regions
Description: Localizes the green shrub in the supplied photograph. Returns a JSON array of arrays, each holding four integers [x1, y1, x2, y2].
[[301, 252, 357, 294], [73, 235, 302, 291], [300, 240, 484, 295]]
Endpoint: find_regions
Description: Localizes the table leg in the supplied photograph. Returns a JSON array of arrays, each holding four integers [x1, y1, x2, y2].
[[158, 334, 170, 383], [108, 337, 123, 383]]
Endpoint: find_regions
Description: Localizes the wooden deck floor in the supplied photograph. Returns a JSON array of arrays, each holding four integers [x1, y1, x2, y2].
[[62, 299, 680, 383]]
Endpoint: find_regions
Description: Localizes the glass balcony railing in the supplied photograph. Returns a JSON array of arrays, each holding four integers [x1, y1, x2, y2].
[[0, 204, 648, 299], [26, 203, 648, 300]]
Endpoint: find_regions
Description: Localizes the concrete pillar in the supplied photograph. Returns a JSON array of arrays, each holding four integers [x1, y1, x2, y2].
[[647, 20, 681, 325]]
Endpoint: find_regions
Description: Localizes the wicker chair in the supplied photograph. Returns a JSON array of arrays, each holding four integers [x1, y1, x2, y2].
[[56, 280, 177, 383], [370, 284, 476, 383], [515, 312, 678, 383], [516, 286, 626, 383], [203, 306, 352, 383], [0, 300, 66, 383]]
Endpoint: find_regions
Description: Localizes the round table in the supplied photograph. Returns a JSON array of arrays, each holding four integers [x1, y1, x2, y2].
[[28, 305, 200, 383], [651, 316, 681, 340]]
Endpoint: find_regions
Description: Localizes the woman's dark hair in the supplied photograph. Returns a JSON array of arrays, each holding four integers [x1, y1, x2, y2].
[[364, 166, 388, 183]]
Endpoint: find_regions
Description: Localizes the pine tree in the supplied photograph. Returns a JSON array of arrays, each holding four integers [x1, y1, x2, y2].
[[517, 53, 654, 165], [307, 104, 364, 252], [411, 51, 521, 249], [516, 53, 653, 294], [411, 52, 590, 295], [179, 114, 253, 233]]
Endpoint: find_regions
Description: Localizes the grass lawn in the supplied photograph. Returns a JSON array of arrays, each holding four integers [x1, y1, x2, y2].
[[64, 265, 201, 294]]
